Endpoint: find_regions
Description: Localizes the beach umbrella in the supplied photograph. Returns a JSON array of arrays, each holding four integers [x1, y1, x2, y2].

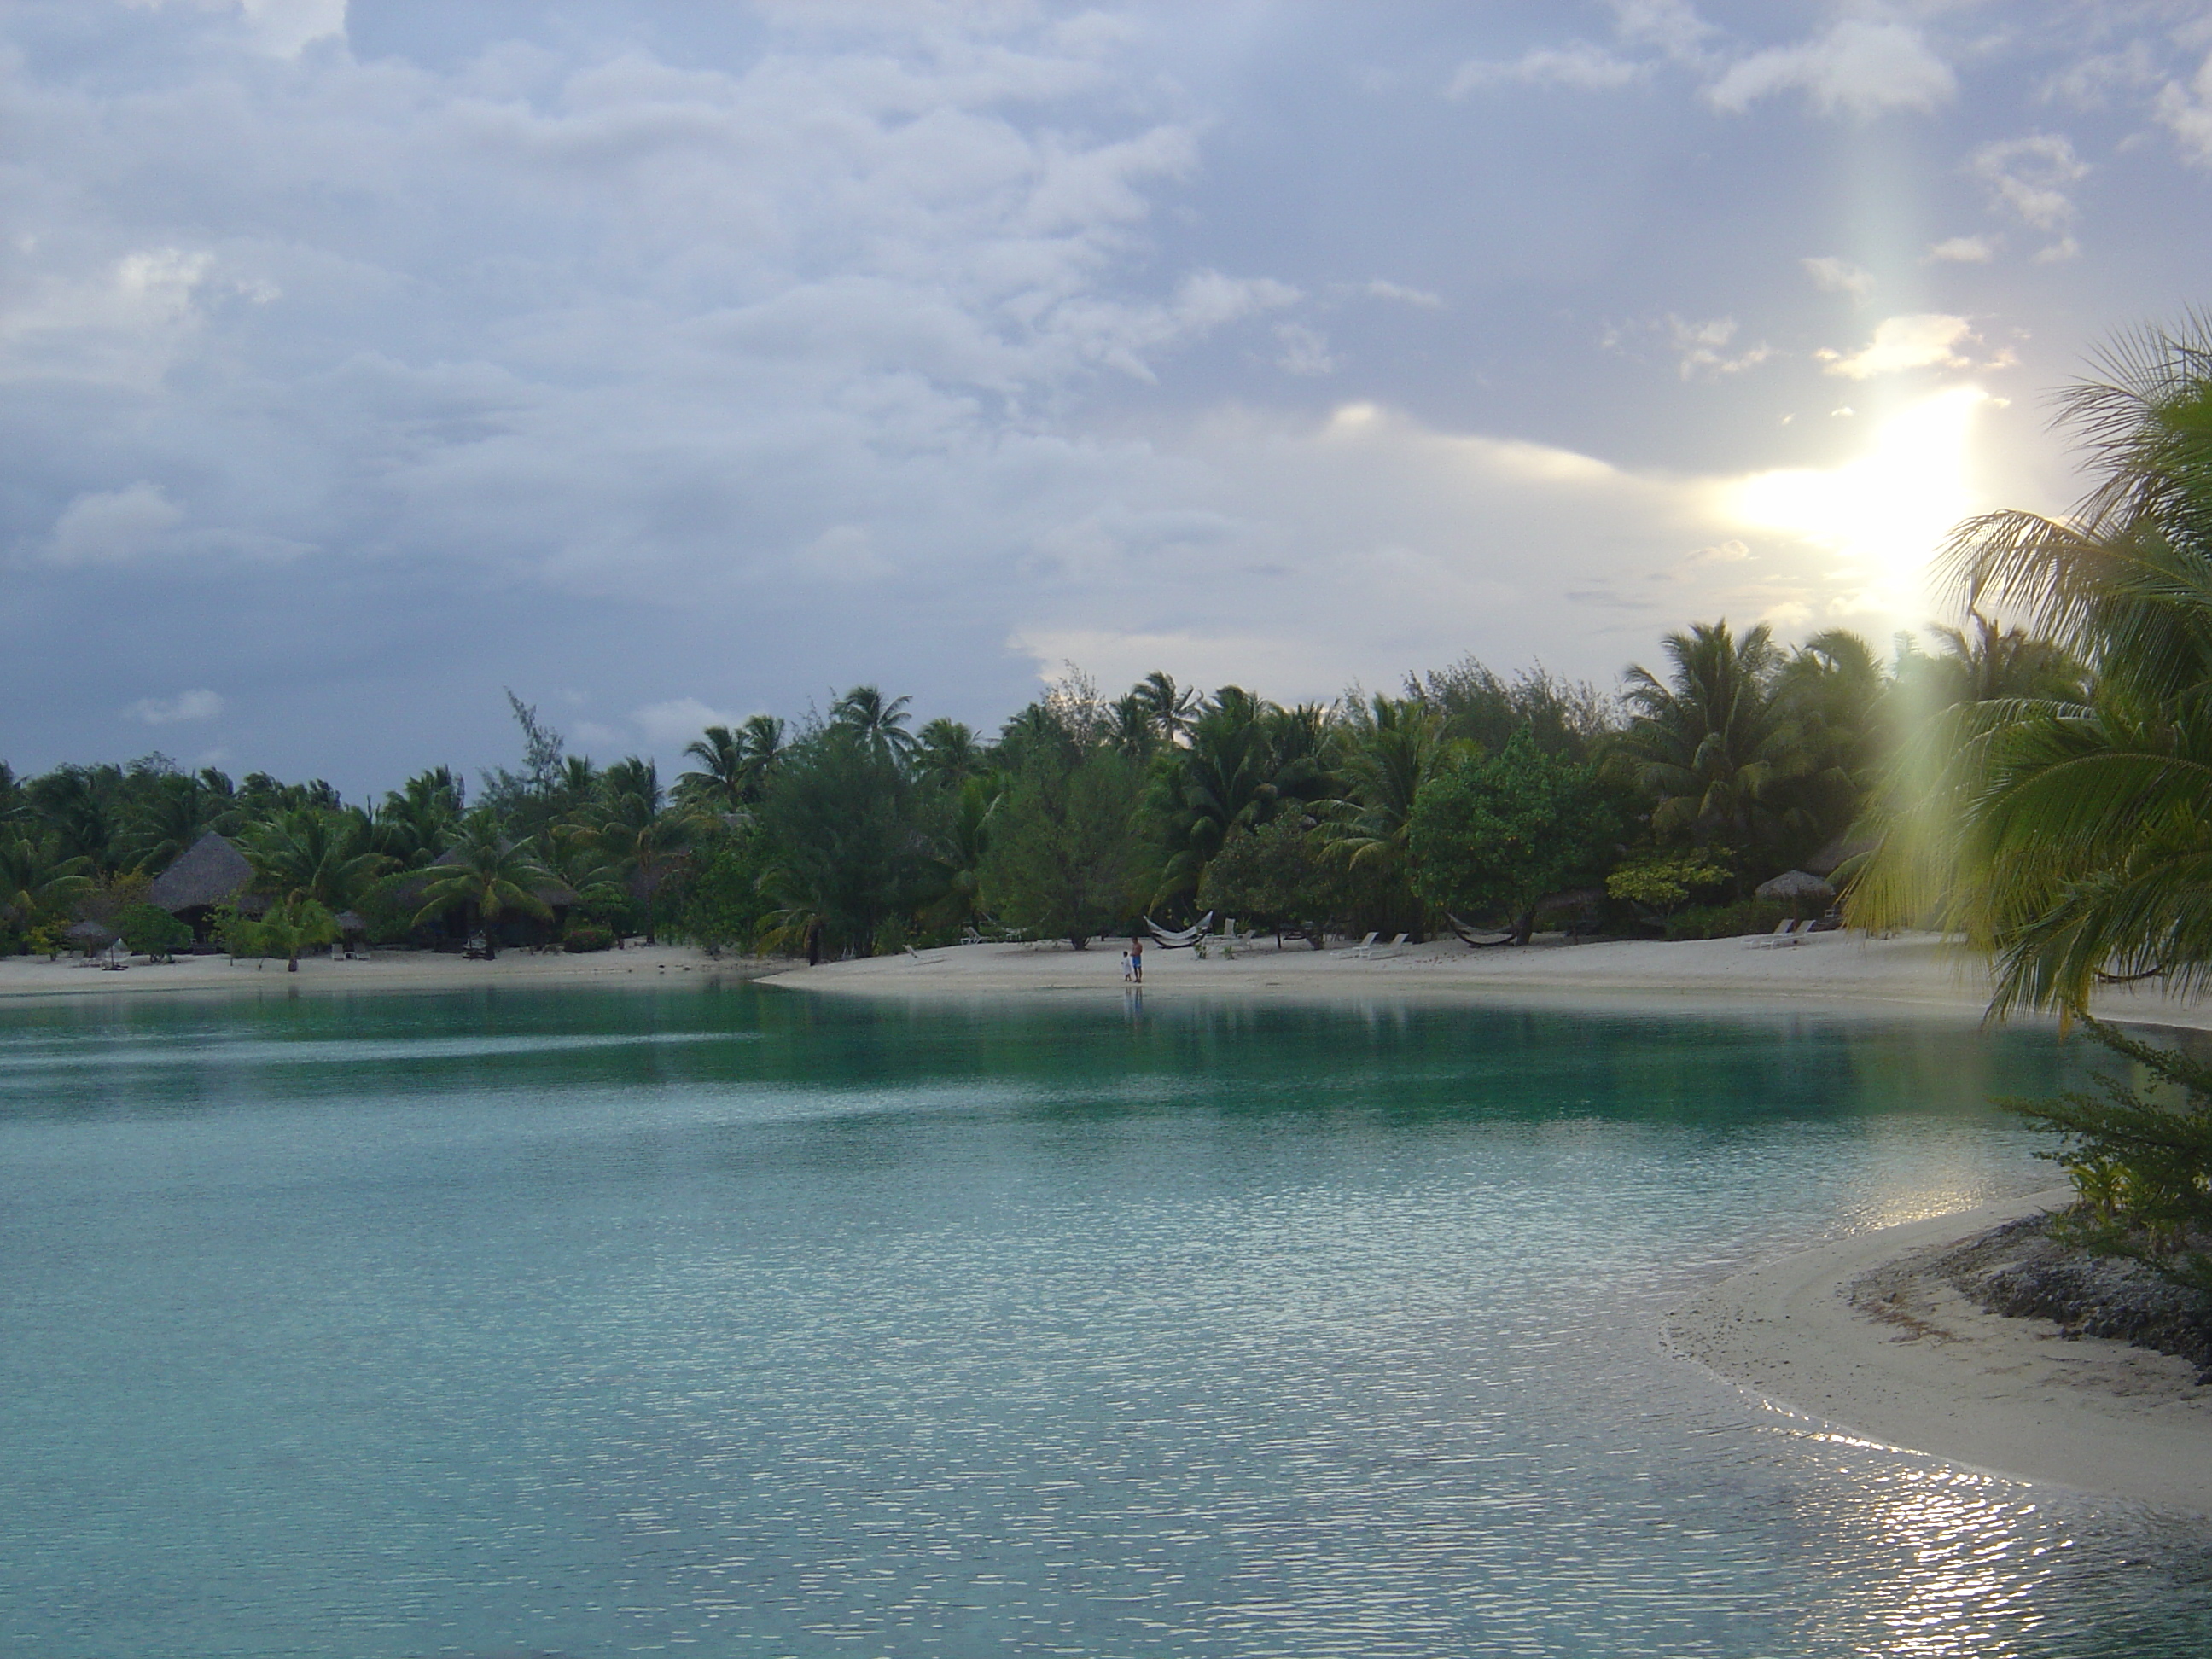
[[65, 919, 116, 947], [1755, 870, 1834, 902], [334, 910, 368, 936]]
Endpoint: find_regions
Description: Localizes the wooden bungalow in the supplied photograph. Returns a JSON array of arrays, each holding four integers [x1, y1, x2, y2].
[[148, 832, 263, 940]]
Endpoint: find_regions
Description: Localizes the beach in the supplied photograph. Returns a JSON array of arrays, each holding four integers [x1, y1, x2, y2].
[[0, 943, 780, 1002], [1668, 1192, 2212, 1513], [759, 928, 2212, 1032]]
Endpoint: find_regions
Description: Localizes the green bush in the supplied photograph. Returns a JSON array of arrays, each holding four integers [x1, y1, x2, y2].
[[116, 904, 191, 962], [1662, 898, 1788, 940], [563, 924, 614, 953]]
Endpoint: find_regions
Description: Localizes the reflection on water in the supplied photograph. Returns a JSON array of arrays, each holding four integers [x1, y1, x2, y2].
[[0, 986, 2206, 1657]]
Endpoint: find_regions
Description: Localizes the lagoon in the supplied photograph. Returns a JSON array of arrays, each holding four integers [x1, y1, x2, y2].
[[2, 985, 2209, 1656]]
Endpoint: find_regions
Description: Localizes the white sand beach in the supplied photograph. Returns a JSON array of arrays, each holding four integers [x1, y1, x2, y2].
[[0, 943, 777, 1002], [1668, 1192, 2212, 1513], [760, 928, 2212, 1032]]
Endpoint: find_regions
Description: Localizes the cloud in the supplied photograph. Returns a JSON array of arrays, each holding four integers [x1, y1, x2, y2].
[[632, 697, 741, 748], [1706, 19, 1955, 118], [0, 249, 214, 388], [1927, 235, 1996, 263], [1970, 134, 2089, 254], [2156, 54, 2212, 165], [1802, 256, 1873, 302], [123, 0, 347, 58], [1669, 315, 1773, 379], [1610, 0, 1718, 65], [1452, 43, 1643, 96], [1816, 314, 1976, 379], [1365, 279, 1442, 309], [1273, 323, 1336, 376], [44, 483, 185, 566], [125, 689, 225, 725]]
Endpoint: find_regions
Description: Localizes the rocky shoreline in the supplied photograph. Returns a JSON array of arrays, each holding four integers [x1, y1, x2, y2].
[[1854, 1210, 2212, 1386]]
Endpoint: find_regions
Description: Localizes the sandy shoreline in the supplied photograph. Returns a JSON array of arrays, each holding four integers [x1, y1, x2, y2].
[[0, 943, 781, 1003], [758, 929, 2212, 1033], [1668, 1192, 2212, 1513]]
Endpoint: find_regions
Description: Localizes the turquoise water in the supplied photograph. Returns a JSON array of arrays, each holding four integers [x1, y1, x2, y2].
[[2, 984, 2208, 1658]]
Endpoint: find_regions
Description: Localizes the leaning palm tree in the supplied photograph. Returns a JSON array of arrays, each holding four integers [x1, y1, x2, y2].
[[411, 812, 554, 960], [1848, 316, 2212, 1014]]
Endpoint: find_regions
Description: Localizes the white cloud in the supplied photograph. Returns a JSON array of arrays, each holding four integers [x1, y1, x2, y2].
[[1802, 255, 1873, 302], [125, 689, 225, 725], [1669, 315, 1773, 379], [124, 0, 345, 59], [1610, 0, 1718, 65], [1970, 134, 2089, 236], [45, 483, 185, 566], [1452, 43, 1643, 96], [1365, 279, 1442, 308], [1706, 19, 1955, 118], [0, 249, 213, 388], [1816, 313, 1976, 379], [1927, 235, 1996, 263], [1273, 323, 1336, 376], [632, 697, 742, 749], [2155, 54, 2212, 166]]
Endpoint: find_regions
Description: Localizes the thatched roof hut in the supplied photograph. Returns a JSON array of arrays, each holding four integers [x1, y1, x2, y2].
[[65, 919, 116, 947], [149, 833, 255, 914], [1755, 870, 1835, 902], [334, 910, 368, 937]]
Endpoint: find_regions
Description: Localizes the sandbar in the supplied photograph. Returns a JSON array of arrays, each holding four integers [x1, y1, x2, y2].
[[1668, 1191, 2212, 1513]]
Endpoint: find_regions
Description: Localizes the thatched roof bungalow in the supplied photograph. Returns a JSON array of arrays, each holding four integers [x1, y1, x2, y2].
[[148, 833, 263, 937]]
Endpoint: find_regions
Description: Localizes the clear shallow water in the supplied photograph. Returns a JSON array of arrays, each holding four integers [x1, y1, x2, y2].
[[1, 985, 2208, 1658]]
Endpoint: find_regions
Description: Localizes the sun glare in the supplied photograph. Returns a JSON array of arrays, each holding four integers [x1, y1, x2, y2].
[[1723, 384, 1991, 626]]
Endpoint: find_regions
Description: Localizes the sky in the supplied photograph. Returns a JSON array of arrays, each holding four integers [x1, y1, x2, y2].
[[4, 0, 2212, 798]]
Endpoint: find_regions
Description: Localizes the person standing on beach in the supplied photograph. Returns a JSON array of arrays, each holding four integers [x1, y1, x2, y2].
[[1129, 929, 1143, 984]]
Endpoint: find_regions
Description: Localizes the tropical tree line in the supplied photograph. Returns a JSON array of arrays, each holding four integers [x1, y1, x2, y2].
[[0, 608, 2072, 964]]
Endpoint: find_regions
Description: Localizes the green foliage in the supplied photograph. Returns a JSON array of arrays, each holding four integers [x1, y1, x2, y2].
[[116, 904, 191, 961], [981, 745, 1145, 949], [1197, 814, 1336, 940], [562, 924, 615, 953], [1661, 898, 1789, 940], [1409, 731, 1622, 935], [410, 809, 555, 958], [759, 724, 923, 957], [1605, 851, 1732, 915], [674, 824, 772, 953], [2006, 1019, 2212, 1292]]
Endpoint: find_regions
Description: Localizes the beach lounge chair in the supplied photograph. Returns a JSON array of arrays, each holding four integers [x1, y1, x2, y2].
[[1365, 933, 1408, 959], [1746, 919, 1803, 949], [1346, 931, 1380, 957]]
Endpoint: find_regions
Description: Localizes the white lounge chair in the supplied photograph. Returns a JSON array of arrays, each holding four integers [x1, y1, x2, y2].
[[1746, 919, 1803, 949], [1346, 931, 1380, 957], [1365, 933, 1409, 959]]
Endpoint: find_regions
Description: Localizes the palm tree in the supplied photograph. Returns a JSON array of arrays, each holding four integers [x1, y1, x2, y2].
[[1612, 620, 1790, 855], [0, 832, 91, 930], [1848, 316, 2212, 1013], [1134, 672, 1197, 747], [119, 771, 235, 873], [915, 718, 985, 789], [372, 768, 463, 869], [257, 896, 340, 973], [247, 809, 387, 910], [1318, 694, 1458, 932], [411, 811, 554, 959], [830, 685, 915, 762], [678, 725, 748, 812]]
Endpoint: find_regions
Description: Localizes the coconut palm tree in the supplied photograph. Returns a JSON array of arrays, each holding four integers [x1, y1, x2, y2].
[[830, 685, 915, 762], [247, 809, 387, 910], [1317, 694, 1458, 931], [1134, 672, 1197, 747], [0, 831, 91, 930], [1612, 620, 1790, 855], [411, 811, 554, 959], [915, 718, 985, 790], [1848, 316, 2212, 1013]]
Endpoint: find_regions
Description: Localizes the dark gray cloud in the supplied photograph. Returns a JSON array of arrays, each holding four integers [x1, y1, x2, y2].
[[2, 1, 2209, 795]]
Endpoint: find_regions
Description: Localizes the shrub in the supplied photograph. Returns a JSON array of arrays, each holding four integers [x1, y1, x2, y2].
[[116, 904, 192, 962], [563, 925, 614, 953], [1662, 898, 1788, 940], [2009, 1019, 2212, 1292]]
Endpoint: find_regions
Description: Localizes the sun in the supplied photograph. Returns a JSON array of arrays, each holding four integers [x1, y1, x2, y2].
[[1722, 384, 1992, 624]]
